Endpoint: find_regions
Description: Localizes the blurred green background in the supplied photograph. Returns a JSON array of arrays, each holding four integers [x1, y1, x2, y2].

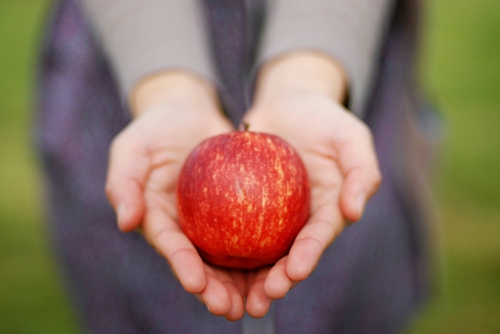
[[0, 0, 499, 332]]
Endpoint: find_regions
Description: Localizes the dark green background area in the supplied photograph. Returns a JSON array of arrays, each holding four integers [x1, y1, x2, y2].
[[0, 0, 499, 332]]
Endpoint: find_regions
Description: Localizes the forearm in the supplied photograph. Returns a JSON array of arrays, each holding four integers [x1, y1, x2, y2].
[[253, 51, 348, 106], [79, 0, 216, 101], [258, 0, 395, 116]]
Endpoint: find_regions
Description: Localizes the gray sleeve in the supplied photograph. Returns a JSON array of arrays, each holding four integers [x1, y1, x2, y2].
[[79, 0, 216, 100], [258, 0, 395, 117]]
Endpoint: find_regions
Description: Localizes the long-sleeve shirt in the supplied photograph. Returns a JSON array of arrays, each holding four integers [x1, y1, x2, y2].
[[79, 0, 394, 117]]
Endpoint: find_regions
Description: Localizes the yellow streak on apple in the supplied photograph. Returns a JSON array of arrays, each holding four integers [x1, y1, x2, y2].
[[261, 188, 268, 209]]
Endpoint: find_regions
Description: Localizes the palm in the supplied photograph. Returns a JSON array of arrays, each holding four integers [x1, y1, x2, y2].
[[242, 92, 381, 299]]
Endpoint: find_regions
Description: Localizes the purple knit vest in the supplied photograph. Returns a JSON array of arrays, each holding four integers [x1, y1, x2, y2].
[[35, 0, 432, 333]]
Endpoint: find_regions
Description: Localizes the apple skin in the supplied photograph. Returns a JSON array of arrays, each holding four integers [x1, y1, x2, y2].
[[177, 131, 310, 269]]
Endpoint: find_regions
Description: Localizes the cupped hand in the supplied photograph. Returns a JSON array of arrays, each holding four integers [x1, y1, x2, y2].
[[241, 91, 381, 311], [105, 72, 269, 321]]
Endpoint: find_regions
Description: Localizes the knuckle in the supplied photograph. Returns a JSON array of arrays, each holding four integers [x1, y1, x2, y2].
[[109, 133, 125, 152], [358, 122, 374, 142], [104, 180, 113, 198], [369, 169, 383, 191]]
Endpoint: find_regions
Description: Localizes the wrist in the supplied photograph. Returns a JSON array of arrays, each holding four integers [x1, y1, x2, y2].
[[254, 51, 348, 106], [130, 70, 221, 117]]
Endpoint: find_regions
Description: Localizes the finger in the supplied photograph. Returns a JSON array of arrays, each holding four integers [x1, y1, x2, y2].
[[286, 202, 344, 281], [245, 267, 273, 318], [212, 268, 245, 321], [334, 118, 381, 221], [142, 206, 206, 294], [105, 130, 150, 232], [230, 270, 248, 298], [340, 167, 381, 222], [197, 265, 232, 316], [263, 256, 295, 300]]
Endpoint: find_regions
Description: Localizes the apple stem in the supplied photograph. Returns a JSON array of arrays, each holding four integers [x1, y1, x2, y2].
[[242, 122, 250, 131]]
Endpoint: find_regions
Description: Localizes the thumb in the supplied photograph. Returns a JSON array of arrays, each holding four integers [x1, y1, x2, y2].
[[335, 118, 381, 222], [105, 131, 150, 232], [340, 167, 381, 222]]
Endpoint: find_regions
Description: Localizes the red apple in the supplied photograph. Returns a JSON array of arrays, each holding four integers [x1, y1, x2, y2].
[[177, 131, 310, 269]]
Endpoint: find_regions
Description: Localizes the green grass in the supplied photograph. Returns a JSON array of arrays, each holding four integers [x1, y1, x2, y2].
[[0, 0, 499, 333], [408, 0, 500, 332], [0, 1, 80, 333]]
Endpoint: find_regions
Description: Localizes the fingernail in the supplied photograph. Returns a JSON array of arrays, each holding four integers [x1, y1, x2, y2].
[[117, 202, 126, 226], [356, 193, 365, 217]]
